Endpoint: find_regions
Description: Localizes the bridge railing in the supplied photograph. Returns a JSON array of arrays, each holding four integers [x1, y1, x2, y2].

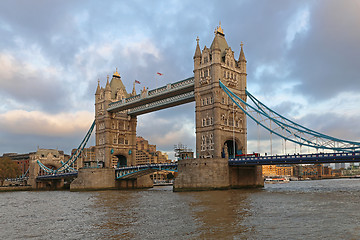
[[115, 163, 178, 179], [148, 85, 168, 96], [36, 171, 78, 180], [170, 77, 195, 89], [229, 151, 360, 164], [115, 163, 178, 170], [125, 95, 141, 103]]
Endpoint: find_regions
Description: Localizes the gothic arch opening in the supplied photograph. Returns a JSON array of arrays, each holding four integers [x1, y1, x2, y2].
[[116, 155, 127, 168], [224, 140, 239, 158]]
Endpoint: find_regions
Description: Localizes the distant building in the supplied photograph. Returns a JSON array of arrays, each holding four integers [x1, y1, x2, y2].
[[70, 137, 170, 168], [262, 165, 293, 177], [335, 163, 346, 170], [71, 146, 97, 169], [174, 143, 194, 160], [151, 171, 177, 182], [276, 165, 293, 176], [2, 152, 31, 176], [135, 136, 170, 165], [262, 165, 277, 176], [263, 164, 335, 179], [293, 164, 334, 179]]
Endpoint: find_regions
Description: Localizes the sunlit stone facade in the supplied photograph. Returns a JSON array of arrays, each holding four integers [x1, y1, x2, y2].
[[194, 24, 247, 159]]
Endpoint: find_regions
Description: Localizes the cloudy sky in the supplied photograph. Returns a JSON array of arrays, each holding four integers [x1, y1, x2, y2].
[[0, 0, 360, 159]]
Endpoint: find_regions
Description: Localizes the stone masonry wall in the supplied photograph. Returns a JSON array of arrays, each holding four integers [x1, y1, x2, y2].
[[174, 158, 230, 191], [229, 165, 264, 188]]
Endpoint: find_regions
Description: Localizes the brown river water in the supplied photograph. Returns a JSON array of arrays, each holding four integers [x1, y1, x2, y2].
[[1, 178, 360, 239]]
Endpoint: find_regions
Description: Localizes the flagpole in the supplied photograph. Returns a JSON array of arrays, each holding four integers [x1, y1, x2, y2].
[[134, 80, 141, 95], [156, 72, 163, 88]]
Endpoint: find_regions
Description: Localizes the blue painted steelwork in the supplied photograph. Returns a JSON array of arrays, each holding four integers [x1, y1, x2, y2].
[[246, 90, 360, 147], [219, 81, 360, 152], [229, 151, 360, 166], [21, 166, 30, 178], [37, 120, 95, 174], [115, 163, 178, 179], [6, 167, 30, 182], [36, 172, 78, 180], [60, 161, 77, 171]]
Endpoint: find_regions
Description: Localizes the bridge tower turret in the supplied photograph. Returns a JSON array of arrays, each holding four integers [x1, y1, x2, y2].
[[94, 70, 137, 169], [194, 24, 247, 159]]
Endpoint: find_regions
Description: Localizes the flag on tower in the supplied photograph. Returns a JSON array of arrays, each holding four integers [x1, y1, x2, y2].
[[135, 80, 141, 84], [157, 72, 163, 76]]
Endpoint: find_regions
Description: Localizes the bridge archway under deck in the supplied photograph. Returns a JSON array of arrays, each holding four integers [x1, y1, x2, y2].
[[115, 155, 127, 168], [115, 164, 178, 180], [224, 138, 242, 159]]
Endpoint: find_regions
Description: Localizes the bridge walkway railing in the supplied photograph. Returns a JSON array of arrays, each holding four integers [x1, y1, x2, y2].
[[229, 151, 360, 166]]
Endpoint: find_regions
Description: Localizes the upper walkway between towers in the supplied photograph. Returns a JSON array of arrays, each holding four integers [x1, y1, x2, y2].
[[107, 77, 195, 115]]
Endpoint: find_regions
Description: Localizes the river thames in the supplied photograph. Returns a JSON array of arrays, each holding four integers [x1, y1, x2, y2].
[[1, 178, 360, 239]]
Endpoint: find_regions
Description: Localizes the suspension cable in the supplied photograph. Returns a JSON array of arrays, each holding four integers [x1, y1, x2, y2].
[[37, 120, 95, 174], [219, 80, 360, 152], [233, 101, 235, 157]]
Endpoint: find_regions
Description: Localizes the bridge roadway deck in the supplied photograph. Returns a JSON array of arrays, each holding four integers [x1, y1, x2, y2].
[[107, 77, 194, 115], [229, 151, 360, 166], [115, 163, 178, 179], [36, 152, 360, 180], [36, 172, 78, 180]]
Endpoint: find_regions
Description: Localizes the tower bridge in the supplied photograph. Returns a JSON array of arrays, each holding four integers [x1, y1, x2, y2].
[[31, 24, 360, 191], [71, 24, 258, 191]]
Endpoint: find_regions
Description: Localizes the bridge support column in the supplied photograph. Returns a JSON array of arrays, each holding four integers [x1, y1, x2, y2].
[[36, 179, 65, 190], [229, 165, 263, 188], [174, 158, 264, 192], [28, 160, 39, 188], [116, 175, 153, 189], [70, 168, 116, 191], [174, 158, 230, 191], [70, 168, 154, 191]]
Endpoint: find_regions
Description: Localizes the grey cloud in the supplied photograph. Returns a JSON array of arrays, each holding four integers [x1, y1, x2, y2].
[[286, 1, 360, 100], [0, 129, 95, 156], [298, 113, 360, 142], [1, 0, 359, 155], [0, 64, 69, 113], [137, 103, 196, 156]]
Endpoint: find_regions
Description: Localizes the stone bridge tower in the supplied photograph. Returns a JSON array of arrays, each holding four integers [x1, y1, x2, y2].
[[174, 25, 263, 191], [194, 25, 247, 159], [95, 70, 137, 168]]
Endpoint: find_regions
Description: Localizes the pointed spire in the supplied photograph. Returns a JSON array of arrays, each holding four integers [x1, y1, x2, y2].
[[105, 75, 111, 91], [211, 33, 220, 51], [239, 42, 246, 62], [194, 36, 201, 59], [95, 79, 101, 95]]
